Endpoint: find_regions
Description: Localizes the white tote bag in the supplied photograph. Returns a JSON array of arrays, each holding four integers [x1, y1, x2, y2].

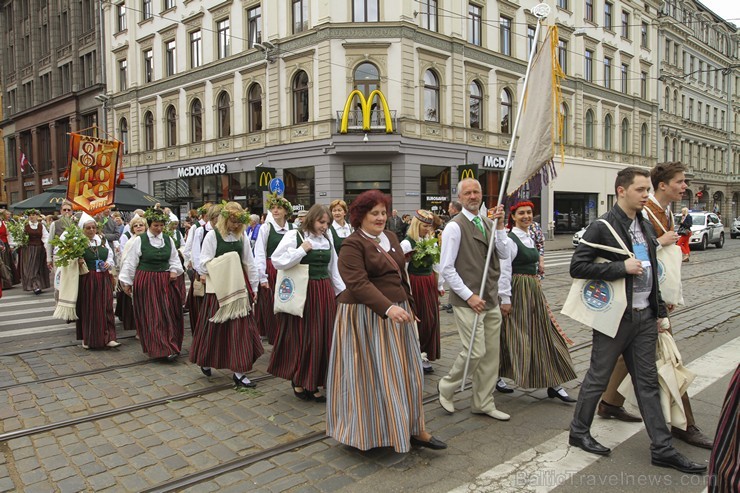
[[644, 207, 684, 306], [273, 232, 310, 317], [561, 220, 633, 338]]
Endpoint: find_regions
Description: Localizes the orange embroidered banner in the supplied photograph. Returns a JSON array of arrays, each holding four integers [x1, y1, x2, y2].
[[66, 133, 122, 214]]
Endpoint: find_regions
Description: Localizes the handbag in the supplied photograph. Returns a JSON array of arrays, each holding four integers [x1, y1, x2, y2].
[[192, 279, 205, 297], [644, 208, 684, 306], [561, 219, 633, 338], [273, 232, 309, 317]]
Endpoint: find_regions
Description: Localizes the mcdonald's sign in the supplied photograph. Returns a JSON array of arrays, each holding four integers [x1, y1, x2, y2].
[[457, 164, 478, 181], [258, 167, 277, 191], [339, 89, 394, 134]]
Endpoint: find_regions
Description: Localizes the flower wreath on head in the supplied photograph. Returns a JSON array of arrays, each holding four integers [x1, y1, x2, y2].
[[25, 208, 41, 217], [265, 193, 293, 216], [197, 204, 210, 216], [219, 201, 250, 224], [143, 207, 169, 224]]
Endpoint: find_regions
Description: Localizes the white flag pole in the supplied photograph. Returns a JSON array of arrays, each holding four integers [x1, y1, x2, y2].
[[459, 4, 551, 392]]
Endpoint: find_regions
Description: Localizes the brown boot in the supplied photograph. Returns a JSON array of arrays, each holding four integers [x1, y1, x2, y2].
[[597, 400, 642, 422], [671, 425, 713, 449]]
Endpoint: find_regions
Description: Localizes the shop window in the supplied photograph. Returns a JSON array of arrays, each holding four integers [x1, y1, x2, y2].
[[424, 70, 439, 122], [292, 71, 309, 124], [344, 164, 390, 203], [421, 165, 451, 213], [248, 84, 262, 132], [469, 80, 482, 129], [284, 167, 315, 210], [191, 98, 203, 143]]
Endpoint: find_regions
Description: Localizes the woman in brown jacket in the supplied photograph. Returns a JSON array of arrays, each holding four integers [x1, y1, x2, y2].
[[325, 190, 446, 453]]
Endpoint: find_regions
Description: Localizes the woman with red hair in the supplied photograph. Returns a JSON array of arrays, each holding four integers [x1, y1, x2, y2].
[[498, 201, 577, 402]]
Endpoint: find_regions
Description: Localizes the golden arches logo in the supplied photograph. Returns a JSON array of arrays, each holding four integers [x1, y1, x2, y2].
[[340, 89, 393, 134], [460, 168, 476, 180], [259, 171, 273, 187]]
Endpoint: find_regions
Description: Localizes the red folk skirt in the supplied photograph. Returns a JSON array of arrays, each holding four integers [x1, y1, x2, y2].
[[409, 273, 441, 361], [254, 258, 279, 344], [132, 271, 184, 358], [76, 271, 117, 348]]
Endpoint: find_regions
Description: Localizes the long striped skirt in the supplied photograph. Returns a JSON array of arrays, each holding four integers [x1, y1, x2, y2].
[[709, 363, 739, 493], [0, 245, 16, 288], [175, 273, 187, 304], [185, 272, 204, 334], [20, 244, 50, 292], [76, 270, 117, 348], [189, 293, 264, 372], [132, 270, 184, 358], [499, 274, 577, 389], [114, 285, 135, 333], [267, 278, 336, 391], [326, 301, 425, 453], [254, 259, 279, 344], [409, 273, 441, 361]]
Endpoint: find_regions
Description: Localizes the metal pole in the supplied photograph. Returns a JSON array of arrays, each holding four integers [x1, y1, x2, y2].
[[459, 4, 551, 391]]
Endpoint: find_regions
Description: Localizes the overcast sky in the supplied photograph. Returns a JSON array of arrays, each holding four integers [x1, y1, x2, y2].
[[698, 0, 739, 24]]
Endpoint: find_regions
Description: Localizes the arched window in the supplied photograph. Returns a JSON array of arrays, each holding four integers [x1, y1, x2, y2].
[[560, 103, 569, 144], [673, 89, 678, 114], [664, 87, 670, 110], [664, 136, 670, 161], [293, 71, 309, 124], [621, 118, 629, 154], [166, 105, 177, 146], [424, 69, 440, 122], [469, 80, 482, 129], [191, 98, 202, 143], [119, 117, 129, 154], [217, 92, 231, 138], [500, 88, 513, 134], [585, 110, 594, 148], [144, 111, 154, 151], [604, 114, 612, 151], [354, 62, 379, 96], [248, 84, 262, 132], [672, 138, 678, 161]]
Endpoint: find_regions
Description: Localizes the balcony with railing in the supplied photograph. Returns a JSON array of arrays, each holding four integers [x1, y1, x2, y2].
[[335, 108, 397, 134]]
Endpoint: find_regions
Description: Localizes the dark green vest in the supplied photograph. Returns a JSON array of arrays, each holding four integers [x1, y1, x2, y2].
[[297, 233, 330, 280], [82, 239, 109, 271], [214, 229, 243, 260], [137, 234, 172, 272], [405, 237, 434, 276], [509, 232, 539, 275], [330, 226, 344, 254], [171, 230, 183, 249], [266, 222, 292, 257]]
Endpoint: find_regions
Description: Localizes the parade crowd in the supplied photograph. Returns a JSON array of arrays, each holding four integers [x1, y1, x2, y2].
[[0, 165, 736, 491]]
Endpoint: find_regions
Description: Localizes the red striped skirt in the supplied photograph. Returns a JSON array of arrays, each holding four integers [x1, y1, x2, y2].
[[254, 259, 279, 344], [76, 270, 117, 348], [409, 273, 441, 360], [132, 270, 184, 358], [267, 278, 336, 391], [185, 272, 204, 334], [189, 293, 264, 372], [115, 285, 135, 333], [175, 273, 186, 303], [709, 363, 740, 493]]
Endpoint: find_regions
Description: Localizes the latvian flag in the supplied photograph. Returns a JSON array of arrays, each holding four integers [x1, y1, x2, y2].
[[20, 152, 31, 173]]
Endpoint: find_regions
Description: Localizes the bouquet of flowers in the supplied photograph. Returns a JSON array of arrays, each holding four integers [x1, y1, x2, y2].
[[50, 225, 89, 267], [411, 236, 440, 269], [6, 217, 29, 247]]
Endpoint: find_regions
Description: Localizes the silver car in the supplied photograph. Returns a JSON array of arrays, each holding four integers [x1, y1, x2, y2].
[[572, 227, 587, 247], [731, 217, 740, 240], [686, 212, 724, 250]]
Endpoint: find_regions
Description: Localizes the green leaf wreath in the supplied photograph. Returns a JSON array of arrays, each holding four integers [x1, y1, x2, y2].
[[411, 236, 440, 269], [50, 225, 90, 267], [6, 218, 29, 247]]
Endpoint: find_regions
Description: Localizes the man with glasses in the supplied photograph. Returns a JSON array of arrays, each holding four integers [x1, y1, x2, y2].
[[46, 202, 77, 300]]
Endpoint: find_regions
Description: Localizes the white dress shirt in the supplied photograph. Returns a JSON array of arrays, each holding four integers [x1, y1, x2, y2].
[[198, 229, 259, 294], [331, 220, 353, 238], [498, 227, 534, 305], [270, 229, 345, 295], [118, 231, 184, 286], [439, 208, 510, 302], [254, 220, 291, 284], [191, 223, 214, 274]]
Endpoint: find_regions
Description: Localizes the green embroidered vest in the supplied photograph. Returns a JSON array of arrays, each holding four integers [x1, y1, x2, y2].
[[137, 234, 172, 272], [214, 229, 243, 260], [297, 233, 330, 280], [405, 237, 434, 276], [82, 239, 109, 271], [509, 232, 539, 275]]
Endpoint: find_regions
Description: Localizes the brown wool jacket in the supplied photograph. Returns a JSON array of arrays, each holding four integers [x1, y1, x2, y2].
[[336, 230, 416, 318]]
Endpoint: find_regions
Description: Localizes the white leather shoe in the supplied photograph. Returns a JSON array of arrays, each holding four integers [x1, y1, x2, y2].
[[106, 341, 121, 348], [472, 408, 511, 421], [438, 383, 455, 414], [81, 343, 89, 349]]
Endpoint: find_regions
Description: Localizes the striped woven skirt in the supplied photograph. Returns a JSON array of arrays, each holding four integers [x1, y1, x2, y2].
[[709, 363, 739, 493], [0, 246, 16, 288], [409, 273, 441, 361], [175, 273, 187, 304], [254, 259, 279, 344], [326, 301, 425, 453], [114, 283, 135, 333], [267, 278, 336, 391], [75, 270, 117, 349], [499, 274, 577, 388], [189, 293, 264, 372], [20, 244, 50, 291], [185, 271, 204, 334], [132, 270, 184, 358]]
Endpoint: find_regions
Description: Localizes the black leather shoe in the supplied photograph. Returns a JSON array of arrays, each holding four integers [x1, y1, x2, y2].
[[496, 379, 514, 394], [547, 387, 576, 403], [652, 452, 707, 474], [423, 366, 434, 374], [568, 434, 611, 456], [233, 374, 256, 388], [309, 391, 326, 403], [167, 353, 179, 361], [410, 435, 447, 450], [672, 425, 714, 450], [200, 367, 212, 377], [293, 382, 311, 400], [597, 400, 642, 422]]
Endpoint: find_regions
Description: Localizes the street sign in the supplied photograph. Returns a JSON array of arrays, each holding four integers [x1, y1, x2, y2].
[[269, 177, 285, 196]]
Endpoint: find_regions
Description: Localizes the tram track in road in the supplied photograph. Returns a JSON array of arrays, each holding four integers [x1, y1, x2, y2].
[[0, 333, 139, 358]]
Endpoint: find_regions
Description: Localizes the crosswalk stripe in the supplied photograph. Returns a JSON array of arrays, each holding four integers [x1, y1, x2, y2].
[[448, 335, 740, 493], [0, 323, 74, 339], [543, 261, 573, 268]]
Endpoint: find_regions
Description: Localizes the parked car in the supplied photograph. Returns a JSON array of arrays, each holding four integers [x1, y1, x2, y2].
[[572, 226, 587, 247], [731, 217, 740, 239], [685, 211, 724, 250]]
